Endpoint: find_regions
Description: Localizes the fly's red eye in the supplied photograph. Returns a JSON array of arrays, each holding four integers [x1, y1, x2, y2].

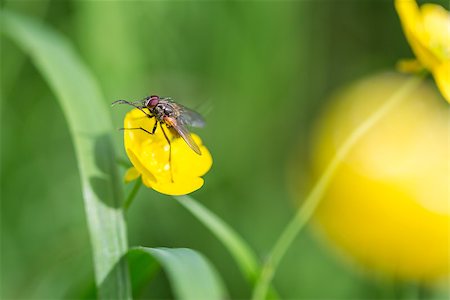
[[149, 98, 159, 107], [146, 96, 159, 107]]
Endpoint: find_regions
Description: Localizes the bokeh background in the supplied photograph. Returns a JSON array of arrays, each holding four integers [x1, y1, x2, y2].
[[1, 1, 448, 299]]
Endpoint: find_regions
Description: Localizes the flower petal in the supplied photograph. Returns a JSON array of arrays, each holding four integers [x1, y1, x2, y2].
[[124, 167, 141, 183], [395, 0, 442, 70], [126, 147, 157, 183], [421, 4, 450, 61], [142, 175, 204, 196], [395, 0, 421, 32], [171, 134, 213, 178], [433, 61, 450, 103]]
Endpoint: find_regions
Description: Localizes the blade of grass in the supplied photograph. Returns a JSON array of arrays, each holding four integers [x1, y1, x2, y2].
[[129, 247, 227, 300], [1, 10, 131, 299]]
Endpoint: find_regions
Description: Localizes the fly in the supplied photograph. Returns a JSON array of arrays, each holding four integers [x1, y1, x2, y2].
[[112, 95, 205, 181]]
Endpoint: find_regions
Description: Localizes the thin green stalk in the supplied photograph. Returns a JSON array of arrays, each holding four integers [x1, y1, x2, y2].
[[124, 179, 142, 212], [252, 75, 424, 300]]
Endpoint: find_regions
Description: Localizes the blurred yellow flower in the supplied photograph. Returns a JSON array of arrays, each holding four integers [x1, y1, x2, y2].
[[307, 73, 449, 281], [123, 108, 212, 196], [395, 0, 450, 102]]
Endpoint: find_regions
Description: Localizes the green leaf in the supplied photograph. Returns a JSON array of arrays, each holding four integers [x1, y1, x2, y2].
[[127, 249, 160, 298], [129, 247, 227, 300], [1, 10, 131, 299]]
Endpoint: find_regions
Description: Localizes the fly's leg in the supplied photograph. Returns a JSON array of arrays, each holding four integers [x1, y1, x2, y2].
[[119, 127, 153, 135], [159, 122, 174, 182], [112, 100, 153, 118], [120, 119, 158, 135], [151, 119, 158, 134]]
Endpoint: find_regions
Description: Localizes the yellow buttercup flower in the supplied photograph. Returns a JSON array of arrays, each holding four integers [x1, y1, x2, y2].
[[307, 73, 449, 281], [395, 0, 450, 102], [123, 108, 212, 196]]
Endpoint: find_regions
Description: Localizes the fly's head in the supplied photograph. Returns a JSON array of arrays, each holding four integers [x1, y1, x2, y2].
[[145, 95, 175, 120], [144, 95, 160, 109]]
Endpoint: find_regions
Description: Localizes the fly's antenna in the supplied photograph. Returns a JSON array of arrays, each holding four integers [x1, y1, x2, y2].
[[112, 99, 141, 108], [112, 99, 153, 118]]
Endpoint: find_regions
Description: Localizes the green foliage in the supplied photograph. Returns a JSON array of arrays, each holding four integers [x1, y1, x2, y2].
[[1, 10, 131, 299], [2, 1, 449, 299], [130, 247, 227, 300]]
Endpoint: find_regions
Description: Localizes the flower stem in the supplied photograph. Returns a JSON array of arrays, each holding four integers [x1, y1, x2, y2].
[[251, 75, 424, 300], [124, 179, 142, 212]]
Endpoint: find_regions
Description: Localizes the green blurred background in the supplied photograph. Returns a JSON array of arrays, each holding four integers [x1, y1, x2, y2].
[[1, 1, 447, 299]]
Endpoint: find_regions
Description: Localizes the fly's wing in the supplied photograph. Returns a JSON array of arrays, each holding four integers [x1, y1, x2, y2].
[[178, 105, 206, 128], [166, 117, 202, 155], [161, 98, 205, 128]]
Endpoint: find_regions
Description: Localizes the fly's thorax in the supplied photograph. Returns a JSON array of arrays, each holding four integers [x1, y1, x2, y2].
[[154, 102, 180, 118], [154, 104, 166, 118]]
